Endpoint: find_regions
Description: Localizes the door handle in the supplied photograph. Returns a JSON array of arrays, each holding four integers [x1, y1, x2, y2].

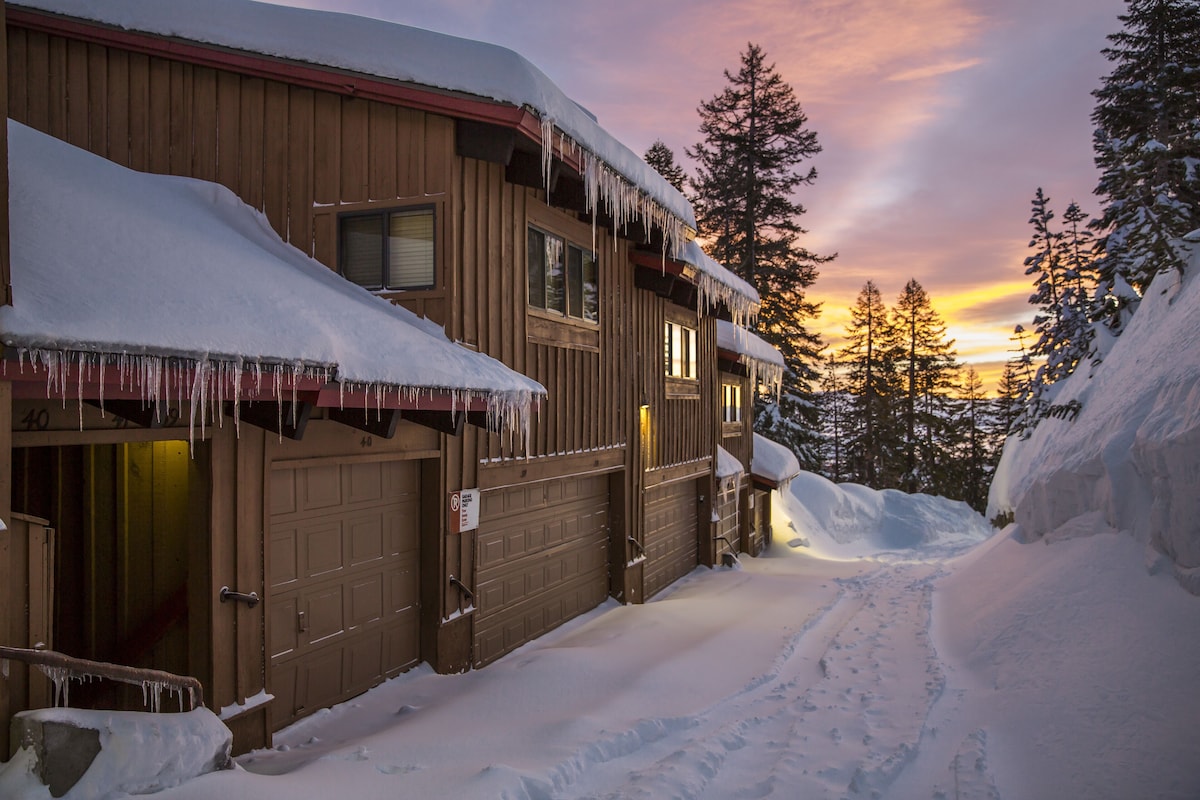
[[219, 586, 260, 608], [298, 609, 308, 633]]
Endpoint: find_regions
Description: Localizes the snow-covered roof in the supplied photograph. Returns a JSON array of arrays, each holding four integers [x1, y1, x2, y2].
[[751, 433, 801, 488], [716, 319, 784, 397], [13, 0, 696, 249], [715, 445, 745, 480], [0, 121, 544, 436], [678, 241, 760, 327]]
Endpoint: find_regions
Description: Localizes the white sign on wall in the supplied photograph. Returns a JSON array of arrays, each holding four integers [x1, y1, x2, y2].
[[449, 488, 480, 533]]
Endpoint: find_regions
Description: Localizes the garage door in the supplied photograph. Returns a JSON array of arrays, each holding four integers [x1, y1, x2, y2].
[[268, 459, 421, 728], [474, 474, 610, 666], [643, 478, 699, 599]]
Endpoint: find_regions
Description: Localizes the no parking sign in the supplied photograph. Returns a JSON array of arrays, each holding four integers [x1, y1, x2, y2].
[[449, 488, 480, 533]]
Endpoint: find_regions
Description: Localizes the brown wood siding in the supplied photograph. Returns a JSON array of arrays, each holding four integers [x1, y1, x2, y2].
[[719, 370, 752, 468]]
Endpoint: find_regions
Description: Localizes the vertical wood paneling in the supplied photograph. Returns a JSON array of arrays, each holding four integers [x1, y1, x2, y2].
[[8, 28, 27, 123], [147, 57, 170, 174], [215, 70, 241, 192], [127, 52, 151, 171], [424, 115, 450, 196], [368, 102, 396, 201], [85, 43, 106, 156], [288, 87, 314, 254], [106, 48, 129, 167], [460, 159, 479, 346], [340, 96, 367, 203], [168, 61, 193, 176], [262, 80, 289, 236], [46, 34, 66, 140], [312, 91, 340, 206], [238, 77, 265, 210], [64, 38, 87, 147], [191, 66, 217, 182]]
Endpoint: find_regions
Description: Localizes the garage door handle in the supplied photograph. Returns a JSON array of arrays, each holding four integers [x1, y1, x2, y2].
[[297, 610, 308, 633], [219, 586, 260, 608]]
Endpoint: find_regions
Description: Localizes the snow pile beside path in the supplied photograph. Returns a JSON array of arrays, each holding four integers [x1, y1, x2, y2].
[[776, 471, 991, 559], [988, 237, 1200, 591], [929, 522, 1200, 800]]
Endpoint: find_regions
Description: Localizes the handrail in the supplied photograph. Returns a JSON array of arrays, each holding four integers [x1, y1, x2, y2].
[[219, 586, 260, 608], [448, 574, 475, 604], [626, 536, 645, 558], [714, 535, 742, 566], [0, 645, 204, 710]]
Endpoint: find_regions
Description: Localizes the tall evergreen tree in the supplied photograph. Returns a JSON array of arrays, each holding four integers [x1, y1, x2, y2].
[[818, 351, 851, 482], [1091, 0, 1200, 322], [643, 139, 688, 195], [892, 279, 958, 493], [688, 43, 833, 462], [840, 281, 898, 486]]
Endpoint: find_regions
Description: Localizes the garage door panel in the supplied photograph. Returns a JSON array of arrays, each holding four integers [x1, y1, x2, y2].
[[643, 479, 699, 599], [270, 459, 422, 729], [303, 521, 345, 578], [475, 475, 611, 666]]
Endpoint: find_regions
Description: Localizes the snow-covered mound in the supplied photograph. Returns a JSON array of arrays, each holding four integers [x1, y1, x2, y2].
[[776, 470, 992, 559], [989, 235, 1200, 592]]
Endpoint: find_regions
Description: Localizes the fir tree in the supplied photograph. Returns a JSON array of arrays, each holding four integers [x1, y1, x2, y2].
[[1091, 0, 1200, 322], [840, 281, 898, 486], [818, 351, 851, 482], [689, 43, 833, 461], [892, 279, 958, 493], [643, 139, 688, 195]]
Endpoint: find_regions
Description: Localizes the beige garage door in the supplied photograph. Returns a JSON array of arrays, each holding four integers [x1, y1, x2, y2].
[[643, 478, 699, 599], [474, 474, 610, 666], [269, 459, 421, 728]]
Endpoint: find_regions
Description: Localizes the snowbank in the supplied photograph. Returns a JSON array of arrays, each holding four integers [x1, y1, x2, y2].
[[777, 470, 991, 559], [988, 235, 1200, 591]]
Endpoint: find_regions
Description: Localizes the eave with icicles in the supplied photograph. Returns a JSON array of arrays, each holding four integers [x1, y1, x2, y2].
[[1, 121, 546, 447], [716, 319, 785, 400]]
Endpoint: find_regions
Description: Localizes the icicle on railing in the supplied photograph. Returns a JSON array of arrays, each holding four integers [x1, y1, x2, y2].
[[0, 645, 205, 713]]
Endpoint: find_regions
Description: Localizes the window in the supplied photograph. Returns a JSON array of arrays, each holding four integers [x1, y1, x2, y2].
[[528, 226, 598, 323], [340, 207, 435, 290], [665, 321, 698, 380], [722, 383, 742, 423]]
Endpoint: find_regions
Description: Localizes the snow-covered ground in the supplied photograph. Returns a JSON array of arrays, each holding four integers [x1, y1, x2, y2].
[[8, 474, 1195, 800]]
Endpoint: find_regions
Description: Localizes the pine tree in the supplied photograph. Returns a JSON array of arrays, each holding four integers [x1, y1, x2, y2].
[[891, 279, 958, 493], [1091, 0, 1200, 322], [840, 281, 899, 486], [818, 351, 851, 482], [689, 43, 833, 461], [956, 367, 989, 512], [643, 139, 688, 195]]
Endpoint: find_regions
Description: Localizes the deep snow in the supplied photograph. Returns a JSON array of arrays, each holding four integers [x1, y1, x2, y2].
[[6, 476, 1196, 800]]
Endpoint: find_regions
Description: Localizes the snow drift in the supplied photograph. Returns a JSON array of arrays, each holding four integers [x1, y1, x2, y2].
[[989, 233, 1200, 592], [778, 471, 991, 559]]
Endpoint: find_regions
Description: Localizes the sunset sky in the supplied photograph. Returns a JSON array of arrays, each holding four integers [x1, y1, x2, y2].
[[275, 0, 1127, 390]]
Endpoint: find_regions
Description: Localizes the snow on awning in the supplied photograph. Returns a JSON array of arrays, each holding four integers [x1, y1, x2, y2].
[[0, 121, 545, 440], [678, 241, 760, 328], [715, 445, 745, 481], [14, 0, 696, 258], [751, 433, 801, 489], [716, 320, 784, 398]]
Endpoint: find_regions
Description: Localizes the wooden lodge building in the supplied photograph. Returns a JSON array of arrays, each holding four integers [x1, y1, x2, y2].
[[0, 0, 791, 754]]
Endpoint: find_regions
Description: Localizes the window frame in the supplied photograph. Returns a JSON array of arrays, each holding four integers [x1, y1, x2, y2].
[[722, 382, 743, 424], [526, 224, 599, 325], [664, 320, 699, 381], [338, 204, 437, 292]]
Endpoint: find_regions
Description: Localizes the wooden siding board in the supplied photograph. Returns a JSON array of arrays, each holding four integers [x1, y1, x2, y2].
[[106, 48, 129, 167], [191, 66, 218, 183], [46, 34, 66, 140], [8, 28, 28, 124], [65, 38, 88, 147], [368, 102, 396, 202], [238, 77, 265, 210], [86, 42, 107, 157], [147, 56, 170, 174], [168, 61, 193, 177], [288, 86, 315, 255], [312, 91, 340, 207], [262, 79, 289, 237], [424, 114, 450, 196], [215, 70, 241, 193], [340, 96, 368, 204], [127, 52, 150, 172], [461, 159, 478, 346]]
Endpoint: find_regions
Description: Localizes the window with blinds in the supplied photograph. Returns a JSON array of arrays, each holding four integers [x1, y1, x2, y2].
[[339, 207, 435, 290]]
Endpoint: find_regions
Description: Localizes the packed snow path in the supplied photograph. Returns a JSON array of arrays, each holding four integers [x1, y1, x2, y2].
[[511, 563, 988, 800]]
